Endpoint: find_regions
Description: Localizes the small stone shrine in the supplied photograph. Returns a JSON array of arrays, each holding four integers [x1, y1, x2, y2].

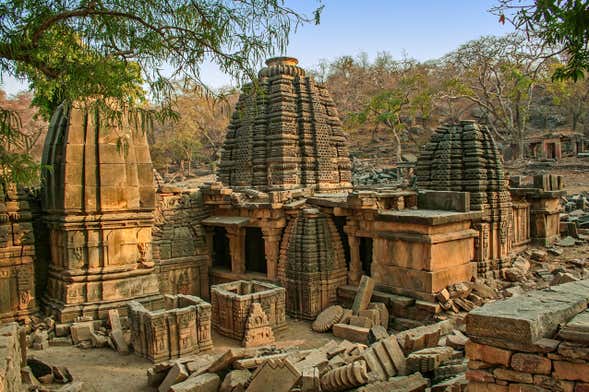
[[210, 280, 286, 340], [278, 208, 347, 320], [241, 302, 275, 347], [128, 294, 212, 362]]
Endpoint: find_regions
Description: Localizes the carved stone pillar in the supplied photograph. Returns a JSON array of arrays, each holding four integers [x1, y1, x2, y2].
[[204, 227, 214, 268], [226, 227, 246, 274], [347, 235, 361, 285], [261, 227, 283, 281]]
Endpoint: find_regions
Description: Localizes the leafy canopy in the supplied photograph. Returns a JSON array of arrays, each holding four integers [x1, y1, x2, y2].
[[0, 0, 321, 184], [493, 0, 589, 80]]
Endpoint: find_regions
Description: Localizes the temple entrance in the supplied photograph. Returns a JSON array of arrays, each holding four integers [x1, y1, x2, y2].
[[245, 227, 267, 274], [359, 237, 373, 276], [212, 227, 231, 270]]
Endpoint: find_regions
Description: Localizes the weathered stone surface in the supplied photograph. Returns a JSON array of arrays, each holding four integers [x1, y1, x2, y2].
[[312, 305, 344, 332], [468, 382, 509, 392], [352, 276, 375, 314], [0, 323, 24, 392], [407, 346, 454, 373], [368, 325, 389, 343], [493, 368, 533, 383], [70, 322, 94, 345], [396, 321, 445, 355], [415, 120, 512, 274], [553, 360, 589, 382], [510, 353, 551, 375], [211, 280, 286, 340], [220, 369, 250, 392], [128, 294, 212, 362], [465, 341, 512, 367], [558, 309, 589, 344], [245, 359, 301, 392], [159, 363, 189, 392], [218, 57, 352, 193], [0, 183, 37, 323], [332, 323, 369, 343], [355, 372, 428, 392], [466, 280, 589, 344], [278, 209, 348, 320], [41, 102, 159, 322], [320, 360, 369, 392], [170, 373, 220, 392], [242, 302, 274, 348]]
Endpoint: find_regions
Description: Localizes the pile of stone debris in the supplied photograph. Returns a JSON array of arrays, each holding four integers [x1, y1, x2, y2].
[[27, 309, 130, 355], [561, 192, 589, 235], [146, 320, 468, 392], [0, 322, 82, 392], [351, 159, 406, 188], [435, 245, 588, 317]]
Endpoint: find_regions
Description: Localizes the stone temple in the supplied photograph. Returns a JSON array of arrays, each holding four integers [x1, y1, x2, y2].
[[0, 56, 577, 392]]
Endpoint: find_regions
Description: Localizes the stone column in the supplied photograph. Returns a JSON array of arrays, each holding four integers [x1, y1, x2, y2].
[[226, 227, 246, 274], [261, 227, 283, 281], [347, 235, 362, 285], [203, 227, 214, 268]]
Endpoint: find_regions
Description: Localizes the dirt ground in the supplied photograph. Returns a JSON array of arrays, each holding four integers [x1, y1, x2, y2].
[[31, 318, 339, 392]]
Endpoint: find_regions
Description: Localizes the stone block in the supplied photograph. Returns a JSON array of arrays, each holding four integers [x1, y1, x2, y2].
[[511, 353, 551, 375], [553, 360, 589, 382], [332, 323, 369, 343], [418, 190, 470, 212], [110, 329, 129, 354], [220, 370, 250, 392], [352, 275, 375, 314], [466, 281, 589, 344], [159, 363, 189, 392], [466, 370, 496, 383], [245, 359, 301, 392], [368, 326, 389, 344], [368, 302, 389, 328], [465, 341, 512, 367], [350, 316, 373, 328], [170, 373, 220, 392], [493, 368, 533, 384], [70, 322, 94, 344], [468, 382, 509, 392], [558, 310, 589, 344]]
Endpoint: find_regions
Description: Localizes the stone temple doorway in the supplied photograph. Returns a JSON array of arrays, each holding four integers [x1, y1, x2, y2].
[[359, 237, 373, 276], [212, 227, 231, 270], [245, 227, 267, 274]]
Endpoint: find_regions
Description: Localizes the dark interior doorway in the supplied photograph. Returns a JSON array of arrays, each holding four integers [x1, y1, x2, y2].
[[359, 237, 373, 276], [245, 227, 267, 274], [212, 227, 231, 270]]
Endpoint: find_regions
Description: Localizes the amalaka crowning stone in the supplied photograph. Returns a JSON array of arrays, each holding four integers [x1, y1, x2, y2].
[[41, 101, 159, 322], [218, 57, 352, 192]]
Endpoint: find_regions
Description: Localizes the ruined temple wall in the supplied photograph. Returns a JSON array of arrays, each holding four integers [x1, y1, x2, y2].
[[153, 190, 210, 299], [0, 322, 25, 392], [0, 184, 37, 323], [465, 280, 589, 392]]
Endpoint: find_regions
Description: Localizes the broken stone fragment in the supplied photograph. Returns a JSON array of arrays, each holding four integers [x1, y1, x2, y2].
[[219, 369, 250, 392], [311, 305, 344, 333], [158, 363, 189, 392], [245, 358, 301, 392], [333, 323, 370, 343], [352, 275, 375, 315], [70, 322, 94, 345], [367, 326, 389, 344], [170, 372, 220, 392], [109, 328, 129, 354]]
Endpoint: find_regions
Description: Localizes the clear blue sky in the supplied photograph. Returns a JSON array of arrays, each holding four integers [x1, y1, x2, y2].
[[1, 0, 513, 94]]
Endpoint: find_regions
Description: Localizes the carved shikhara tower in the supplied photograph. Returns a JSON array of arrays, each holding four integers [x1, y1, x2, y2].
[[41, 102, 159, 322], [416, 120, 512, 273], [218, 57, 352, 192]]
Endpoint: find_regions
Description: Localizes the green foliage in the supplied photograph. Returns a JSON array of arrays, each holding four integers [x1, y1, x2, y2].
[[0, 0, 320, 184], [493, 0, 589, 80]]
